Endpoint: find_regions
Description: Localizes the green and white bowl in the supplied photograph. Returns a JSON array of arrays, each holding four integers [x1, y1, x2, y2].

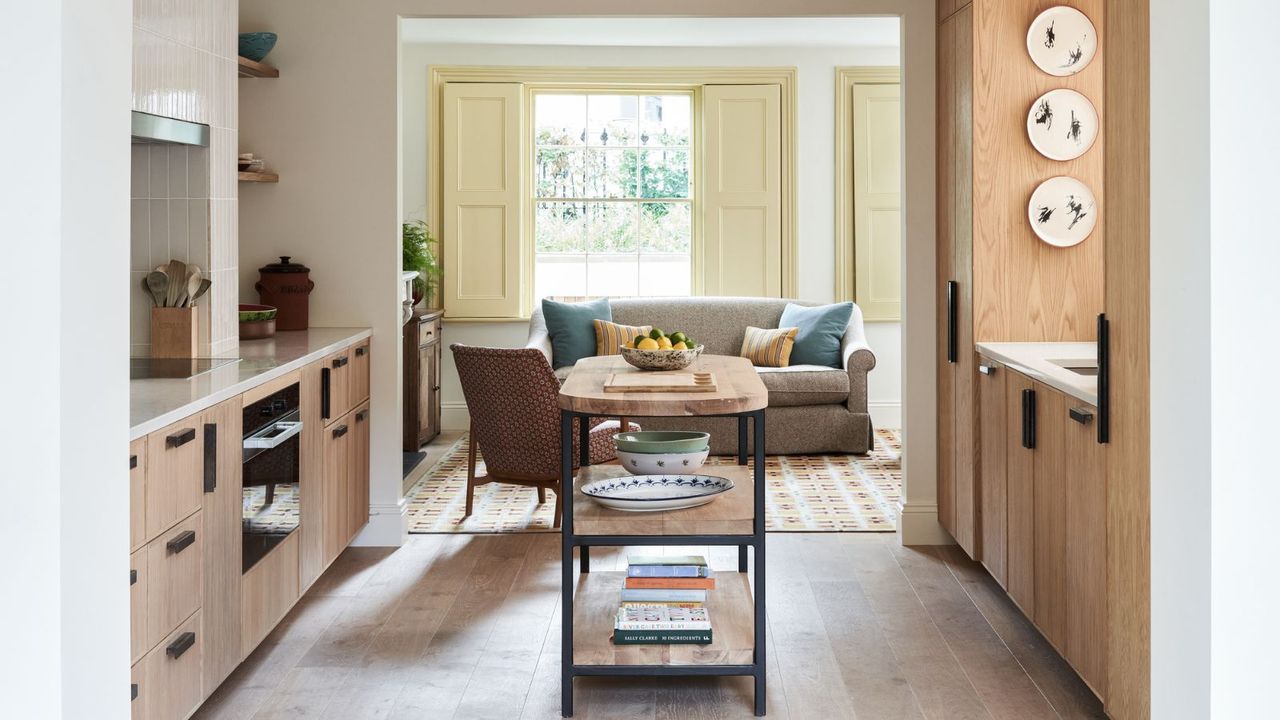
[[614, 430, 711, 454], [617, 448, 710, 475]]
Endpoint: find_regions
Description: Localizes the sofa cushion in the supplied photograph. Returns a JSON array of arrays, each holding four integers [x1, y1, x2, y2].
[[779, 301, 854, 368], [542, 297, 611, 369], [756, 365, 850, 407], [739, 326, 798, 367]]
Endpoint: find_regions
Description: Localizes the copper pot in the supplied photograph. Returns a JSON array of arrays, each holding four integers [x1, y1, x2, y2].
[[255, 256, 314, 331]]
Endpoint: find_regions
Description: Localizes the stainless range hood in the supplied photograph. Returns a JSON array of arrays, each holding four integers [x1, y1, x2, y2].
[[131, 111, 209, 146]]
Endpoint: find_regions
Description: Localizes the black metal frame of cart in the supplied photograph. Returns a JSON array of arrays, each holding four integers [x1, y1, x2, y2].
[[560, 408, 767, 717]]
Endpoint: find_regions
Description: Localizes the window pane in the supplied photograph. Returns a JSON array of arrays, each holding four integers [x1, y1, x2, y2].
[[638, 254, 691, 296], [535, 202, 587, 253], [587, 95, 638, 147], [586, 202, 637, 253], [640, 95, 691, 147], [536, 254, 587, 299], [639, 149, 690, 199], [638, 203, 691, 254], [535, 94, 585, 146], [581, 149, 639, 199], [587, 254, 639, 297], [535, 148, 586, 199]]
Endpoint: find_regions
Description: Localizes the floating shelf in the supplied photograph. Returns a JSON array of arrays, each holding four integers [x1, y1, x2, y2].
[[237, 56, 279, 78], [238, 171, 279, 183]]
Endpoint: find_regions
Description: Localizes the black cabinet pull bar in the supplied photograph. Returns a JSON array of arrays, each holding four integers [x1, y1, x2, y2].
[[1069, 407, 1094, 425], [946, 280, 958, 364], [333, 424, 349, 439], [166, 530, 196, 555], [202, 423, 217, 493], [166, 428, 196, 449], [166, 632, 196, 659], [1021, 389, 1037, 450]]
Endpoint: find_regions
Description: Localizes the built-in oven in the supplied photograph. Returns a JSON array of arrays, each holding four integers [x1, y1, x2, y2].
[[241, 382, 302, 573]]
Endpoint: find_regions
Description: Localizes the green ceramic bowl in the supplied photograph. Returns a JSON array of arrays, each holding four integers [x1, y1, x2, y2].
[[239, 304, 278, 322], [614, 431, 711, 454]]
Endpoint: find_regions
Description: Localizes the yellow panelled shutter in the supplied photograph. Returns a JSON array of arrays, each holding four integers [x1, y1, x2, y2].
[[853, 82, 902, 321]]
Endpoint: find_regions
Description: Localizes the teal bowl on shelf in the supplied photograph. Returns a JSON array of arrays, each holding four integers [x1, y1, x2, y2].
[[238, 32, 277, 62], [614, 431, 711, 455]]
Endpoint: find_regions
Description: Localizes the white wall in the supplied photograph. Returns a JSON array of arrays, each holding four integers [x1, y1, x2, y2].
[[399, 41, 904, 429], [0, 1, 133, 717]]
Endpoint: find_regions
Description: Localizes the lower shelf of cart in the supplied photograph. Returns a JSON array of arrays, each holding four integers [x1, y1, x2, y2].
[[573, 571, 755, 666]]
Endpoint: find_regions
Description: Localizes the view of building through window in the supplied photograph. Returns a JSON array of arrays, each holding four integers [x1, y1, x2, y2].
[[534, 92, 692, 299]]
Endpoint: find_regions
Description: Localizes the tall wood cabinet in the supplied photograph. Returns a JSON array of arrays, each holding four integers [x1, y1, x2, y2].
[[404, 309, 442, 451]]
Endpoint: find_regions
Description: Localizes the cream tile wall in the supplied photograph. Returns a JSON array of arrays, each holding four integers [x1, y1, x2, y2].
[[132, 0, 239, 357]]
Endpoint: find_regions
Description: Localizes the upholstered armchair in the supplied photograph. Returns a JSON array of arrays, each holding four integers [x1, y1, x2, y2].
[[450, 344, 632, 527]]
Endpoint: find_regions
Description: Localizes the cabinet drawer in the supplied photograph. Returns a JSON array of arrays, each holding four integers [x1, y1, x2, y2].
[[130, 438, 147, 551], [139, 611, 203, 720], [321, 349, 352, 426], [145, 420, 203, 540], [350, 340, 370, 407], [418, 316, 440, 347], [145, 512, 203, 653], [131, 660, 145, 720], [130, 548, 147, 664]]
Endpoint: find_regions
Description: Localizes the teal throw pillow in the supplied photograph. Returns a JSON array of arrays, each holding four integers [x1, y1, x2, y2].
[[778, 302, 854, 368], [542, 297, 612, 370]]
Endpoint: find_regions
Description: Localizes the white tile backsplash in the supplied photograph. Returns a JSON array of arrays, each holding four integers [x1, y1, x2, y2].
[[147, 198, 169, 269]]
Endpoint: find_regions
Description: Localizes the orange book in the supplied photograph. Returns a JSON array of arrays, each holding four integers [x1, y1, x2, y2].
[[624, 577, 716, 590]]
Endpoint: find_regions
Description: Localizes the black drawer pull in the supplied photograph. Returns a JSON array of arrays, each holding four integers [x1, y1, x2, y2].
[[166, 530, 196, 555], [333, 424, 349, 439], [332, 356, 349, 369], [203, 423, 217, 493], [129, 454, 138, 470], [166, 632, 196, 659], [1069, 406, 1094, 425], [978, 364, 996, 376], [356, 409, 369, 422], [131, 683, 138, 701], [166, 428, 196, 449], [355, 346, 366, 357], [321, 367, 332, 419], [946, 280, 958, 363], [1021, 389, 1037, 450], [130, 569, 137, 586]]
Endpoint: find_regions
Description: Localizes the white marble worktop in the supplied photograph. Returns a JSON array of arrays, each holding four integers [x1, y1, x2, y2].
[[130, 327, 371, 440], [975, 341, 1098, 405]]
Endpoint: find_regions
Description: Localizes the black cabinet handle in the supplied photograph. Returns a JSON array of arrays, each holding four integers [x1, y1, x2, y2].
[[321, 367, 332, 420], [166, 530, 196, 555], [166, 632, 196, 659], [166, 428, 196, 449], [130, 569, 137, 586], [1021, 389, 1037, 450], [131, 683, 138, 701], [1097, 313, 1110, 444], [333, 424, 349, 439], [978, 363, 996, 376], [129, 454, 138, 470], [356, 409, 369, 422], [332, 356, 349, 369], [355, 346, 366, 357], [1069, 406, 1094, 425], [202, 423, 217, 493], [946, 281, 958, 363]]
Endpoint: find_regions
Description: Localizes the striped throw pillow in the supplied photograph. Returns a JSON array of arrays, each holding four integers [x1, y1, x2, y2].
[[740, 326, 798, 368], [594, 320, 653, 356]]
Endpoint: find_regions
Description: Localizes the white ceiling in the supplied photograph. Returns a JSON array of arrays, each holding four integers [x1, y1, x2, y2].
[[400, 17, 901, 49]]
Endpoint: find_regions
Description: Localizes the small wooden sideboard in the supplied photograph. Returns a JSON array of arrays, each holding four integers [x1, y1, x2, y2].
[[403, 308, 442, 451]]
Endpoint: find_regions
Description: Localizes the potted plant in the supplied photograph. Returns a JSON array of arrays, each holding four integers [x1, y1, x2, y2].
[[402, 219, 442, 307]]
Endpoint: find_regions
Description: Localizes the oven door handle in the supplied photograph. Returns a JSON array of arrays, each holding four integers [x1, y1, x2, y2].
[[243, 420, 303, 450]]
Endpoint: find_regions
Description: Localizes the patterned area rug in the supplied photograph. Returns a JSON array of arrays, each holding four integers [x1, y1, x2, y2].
[[405, 429, 902, 533]]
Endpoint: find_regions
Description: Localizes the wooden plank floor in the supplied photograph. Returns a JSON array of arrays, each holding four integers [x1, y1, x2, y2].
[[194, 534, 1105, 720]]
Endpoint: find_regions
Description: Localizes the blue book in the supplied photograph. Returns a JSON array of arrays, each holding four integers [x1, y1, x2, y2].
[[628, 565, 711, 578]]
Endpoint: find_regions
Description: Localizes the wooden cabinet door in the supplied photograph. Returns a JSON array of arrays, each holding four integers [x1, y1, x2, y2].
[[321, 348, 352, 426], [322, 417, 352, 567], [299, 360, 325, 591], [199, 397, 242, 692], [350, 403, 371, 542], [145, 511, 202, 654], [350, 340, 370, 407], [1033, 382, 1069, 652], [1005, 370, 1035, 616], [419, 339, 441, 447], [1065, 401, 1107, 697], [130, 548, 147, 664], [977, 357, 1007, 587], [130, 438, 147, 552], [145, 419, 203, 539]]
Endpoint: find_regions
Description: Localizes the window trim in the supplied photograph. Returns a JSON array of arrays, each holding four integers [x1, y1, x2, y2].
[[429, 65, 798, 320]]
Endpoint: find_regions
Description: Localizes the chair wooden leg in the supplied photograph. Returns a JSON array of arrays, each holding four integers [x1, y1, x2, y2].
[[464, 423, 478, 518], [552, 480, 563, 528], [619, 416, 630, 433], [537, 484, 546, 505]]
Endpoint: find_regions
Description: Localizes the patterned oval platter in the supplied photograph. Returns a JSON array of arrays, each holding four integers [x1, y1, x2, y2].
[[581, 474, 735, 512]]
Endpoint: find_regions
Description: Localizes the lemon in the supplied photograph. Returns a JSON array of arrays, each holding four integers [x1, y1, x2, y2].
[[657, 336, 673, 349], [633, 335, 647, 347], [624, 339, 635, 349], [637, 337, 660, 350], [672, 341, 687, 350]]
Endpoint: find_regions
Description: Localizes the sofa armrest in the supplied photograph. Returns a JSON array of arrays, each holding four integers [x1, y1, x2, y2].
[[526, 306, 553, 364], [840, 303, 877, 413]]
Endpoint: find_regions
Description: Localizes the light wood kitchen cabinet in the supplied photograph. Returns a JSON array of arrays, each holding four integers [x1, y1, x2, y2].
[[977, 357, 1007, 588], [198, 397, 242, 692], [321, 347, 352, 426], [145, 419, 203, 540], [130, 548, 148, 664], [144, 511, 202, 653], [240, 532, 299, 655], [1005, 370, 1036, 617], [298, 360, 325, 591], [139, 610, 203, 720], [1034, 383, 1069, 651], [322, 413, 353, 567], [351, 340, 370, 407], [404, 309, 443, 451], [131, 660, 146, 720], [130, 438, 147, 551], [1065, 399, 1107, 697], [351, 402, 371, 540]]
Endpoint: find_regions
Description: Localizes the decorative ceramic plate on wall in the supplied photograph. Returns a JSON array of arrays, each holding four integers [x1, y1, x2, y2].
[[1026, 6, 1098, 76], [1026, 88, 1099, 161], [1028, 176, 1097, 247]]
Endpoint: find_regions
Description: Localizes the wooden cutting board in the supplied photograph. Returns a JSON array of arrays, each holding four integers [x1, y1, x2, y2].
[[602, 371, 718, 393]]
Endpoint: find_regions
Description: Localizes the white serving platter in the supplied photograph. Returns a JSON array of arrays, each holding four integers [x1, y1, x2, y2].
[[1027, 88, 1098, 161], [1028, 175, 1098, 248], [581, 474, 734, 512], [1027, 5, 1098, 77]]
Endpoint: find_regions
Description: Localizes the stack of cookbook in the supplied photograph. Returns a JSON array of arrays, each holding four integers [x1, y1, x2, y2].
[[613, 555, 714, 645]]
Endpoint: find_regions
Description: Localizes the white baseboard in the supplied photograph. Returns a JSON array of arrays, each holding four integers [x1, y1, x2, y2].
[[445, 400, 903, 432], [351, 498, 408, 547], [898, 501, 955, 546]]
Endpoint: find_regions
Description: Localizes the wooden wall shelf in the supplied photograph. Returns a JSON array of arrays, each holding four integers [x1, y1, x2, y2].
[[238, 171, 278, 183], [238, 56, 279, 78]]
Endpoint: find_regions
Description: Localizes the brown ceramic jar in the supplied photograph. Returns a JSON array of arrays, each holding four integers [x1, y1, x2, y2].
[[255, 256, 314, 331]]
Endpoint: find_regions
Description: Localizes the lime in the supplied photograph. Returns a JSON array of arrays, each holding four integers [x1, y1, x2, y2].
[[633, 335, 647, 347], [649, 328, 664, 340], [670, 331, 688, 343]]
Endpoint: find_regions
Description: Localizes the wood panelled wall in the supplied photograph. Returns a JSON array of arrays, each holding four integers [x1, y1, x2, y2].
[[971, 0, 1106, 342]]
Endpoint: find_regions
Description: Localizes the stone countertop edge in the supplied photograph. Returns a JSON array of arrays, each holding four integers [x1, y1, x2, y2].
[[130, 327, 372, 440], [975, 341, 1098, 406]]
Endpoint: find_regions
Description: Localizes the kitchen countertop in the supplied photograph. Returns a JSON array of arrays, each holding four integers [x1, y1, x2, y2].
[[975, 341, 1098, 405], [130, 327, 371, 440]]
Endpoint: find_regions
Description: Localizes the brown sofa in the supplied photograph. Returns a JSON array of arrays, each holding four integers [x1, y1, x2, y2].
[[526, 297, 877, 455]]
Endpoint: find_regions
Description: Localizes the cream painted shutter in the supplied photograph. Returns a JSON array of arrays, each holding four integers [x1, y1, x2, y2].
[[853, 82, 902, 321], [702, 84, 782, 297], [441, 82, 523, 318]]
